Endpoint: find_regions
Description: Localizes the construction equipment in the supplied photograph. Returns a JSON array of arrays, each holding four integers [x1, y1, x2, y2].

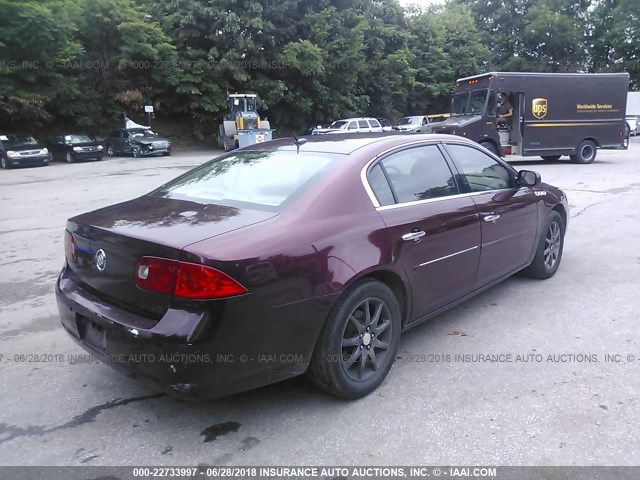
[[218, 93, 274, 150]]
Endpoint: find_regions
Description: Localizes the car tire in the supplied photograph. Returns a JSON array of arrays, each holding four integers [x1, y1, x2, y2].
[[541, 155, 561, 161], [480, 141, 499, 156], [162, 151, 171, 156], [570, 140, 597, 164], [132, 147, 141, 158], [1, 157, 11, 169], [65, 152, 74, 163], [106, 145, 115, 157], [522, 210, 565, 280], [307, 279, 401, 399]]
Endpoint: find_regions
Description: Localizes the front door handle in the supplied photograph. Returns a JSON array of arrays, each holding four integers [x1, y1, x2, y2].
[[483, 213, 501, 223], [402, 231, 426, 242]]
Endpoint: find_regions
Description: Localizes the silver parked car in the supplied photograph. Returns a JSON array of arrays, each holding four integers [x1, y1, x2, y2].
[[394, 115, 430, 132]]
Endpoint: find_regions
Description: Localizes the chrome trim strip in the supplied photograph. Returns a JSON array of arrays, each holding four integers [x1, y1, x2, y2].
[[376, 192, 471, 211], [415, 246, 479, 268]]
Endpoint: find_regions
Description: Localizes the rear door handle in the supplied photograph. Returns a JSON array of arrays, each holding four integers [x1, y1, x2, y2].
[[402, 231, 426, 242], [483, 213, 501, 223]]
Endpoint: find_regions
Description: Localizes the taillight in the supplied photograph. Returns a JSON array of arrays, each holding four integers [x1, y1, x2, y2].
[[135, 257, 178, 295], [135, 257, 248, 300], [65, 231, 77, 264]]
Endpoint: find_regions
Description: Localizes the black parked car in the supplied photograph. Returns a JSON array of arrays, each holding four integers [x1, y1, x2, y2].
[[0, 133, 49, 169], [48, 134, 104, 163], [105, 128, 171, 158]]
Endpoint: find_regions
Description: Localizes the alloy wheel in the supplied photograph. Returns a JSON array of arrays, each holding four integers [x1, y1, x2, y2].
[[341, 297, 393, 382], [544, 221, 561, 269]]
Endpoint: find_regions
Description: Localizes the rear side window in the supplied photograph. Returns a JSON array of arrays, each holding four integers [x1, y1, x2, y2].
[[154, 151, 337, 209], [369, 119, 381, 128], [358, 120, 369, 128], [446, 144, 515, 192], [372, 145, 458, 204], [368, 164, 395, 206]]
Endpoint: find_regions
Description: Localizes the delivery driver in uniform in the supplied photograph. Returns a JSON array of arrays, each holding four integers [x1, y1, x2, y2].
[[497, 92, 513, 129]]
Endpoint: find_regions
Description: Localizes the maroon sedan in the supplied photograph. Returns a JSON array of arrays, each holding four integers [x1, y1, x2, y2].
[[56, 134, 568, 399]]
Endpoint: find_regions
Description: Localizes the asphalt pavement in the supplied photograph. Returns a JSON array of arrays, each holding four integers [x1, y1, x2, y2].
[[1, 140, 639, 466]]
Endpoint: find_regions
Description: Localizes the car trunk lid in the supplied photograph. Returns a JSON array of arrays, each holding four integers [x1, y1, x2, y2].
[[66, 195, 276, 318]]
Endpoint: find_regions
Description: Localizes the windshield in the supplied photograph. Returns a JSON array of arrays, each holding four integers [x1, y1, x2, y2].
[[153, 151, 337, 208], [451, 90, 488, 116], [451, 93, 469, 116], [0, 134, 38, 147], [328, 120, 348, 129], [65, 134, 95, 144], [401, 117, 420, 125], [129, 129, 158, 138]]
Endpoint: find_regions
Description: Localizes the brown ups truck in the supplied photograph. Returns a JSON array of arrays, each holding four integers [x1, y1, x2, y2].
[[430, 72, 629, 163]]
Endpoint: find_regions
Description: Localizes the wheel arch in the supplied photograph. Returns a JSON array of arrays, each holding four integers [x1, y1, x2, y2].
[[552, 203, 567, 227], [343, 268, 411, 327], [580, 137, 600, 148], [478, 138, 501, 157]]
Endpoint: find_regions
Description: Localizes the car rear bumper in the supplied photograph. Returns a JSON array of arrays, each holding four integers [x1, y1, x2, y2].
[[55, 265, 335, 399]]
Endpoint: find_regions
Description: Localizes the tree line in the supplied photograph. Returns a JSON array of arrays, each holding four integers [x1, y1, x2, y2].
[[0, 0, 637, 136]]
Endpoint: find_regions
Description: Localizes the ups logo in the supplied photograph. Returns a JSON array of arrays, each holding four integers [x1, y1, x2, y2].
[[532, 98, 548, 119]]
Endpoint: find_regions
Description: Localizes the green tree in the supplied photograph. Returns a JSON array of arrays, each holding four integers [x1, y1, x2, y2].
[[0, 0, 81, 127], [589, 0, 639, 88]]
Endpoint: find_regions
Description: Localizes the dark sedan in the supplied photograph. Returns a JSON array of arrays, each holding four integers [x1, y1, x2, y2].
[[0, 133, 50, 169], [56, 134, 568, 399], [49, 134, 104, 163], [105, 128, 172, 158]]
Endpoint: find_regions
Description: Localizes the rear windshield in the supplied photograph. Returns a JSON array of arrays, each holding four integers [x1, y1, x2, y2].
[[153, 150, 337, 209]]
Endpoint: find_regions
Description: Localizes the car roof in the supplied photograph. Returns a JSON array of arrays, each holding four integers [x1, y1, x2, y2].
[[335, 117, 379, 122], [243, 133, 478, 155]]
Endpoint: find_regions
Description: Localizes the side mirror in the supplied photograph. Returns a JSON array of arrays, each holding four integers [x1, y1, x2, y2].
[[517, 170, 541, 187]]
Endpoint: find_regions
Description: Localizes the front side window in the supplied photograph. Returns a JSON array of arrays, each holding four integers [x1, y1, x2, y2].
[[446, 144, 515, 192], [348, 122, 358, 130], [373, 145, 458, 204], [154, 151, 337, 209]]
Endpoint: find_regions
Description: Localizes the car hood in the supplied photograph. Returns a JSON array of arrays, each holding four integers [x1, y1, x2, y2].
[[312, 128, 343, 134], [5, 143, 45, 151], [431, 115, 482, 131], [70, 195, 278, 250]]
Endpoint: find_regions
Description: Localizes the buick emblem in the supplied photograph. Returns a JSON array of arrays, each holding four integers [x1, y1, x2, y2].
[[95, 249, 107, 272]]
